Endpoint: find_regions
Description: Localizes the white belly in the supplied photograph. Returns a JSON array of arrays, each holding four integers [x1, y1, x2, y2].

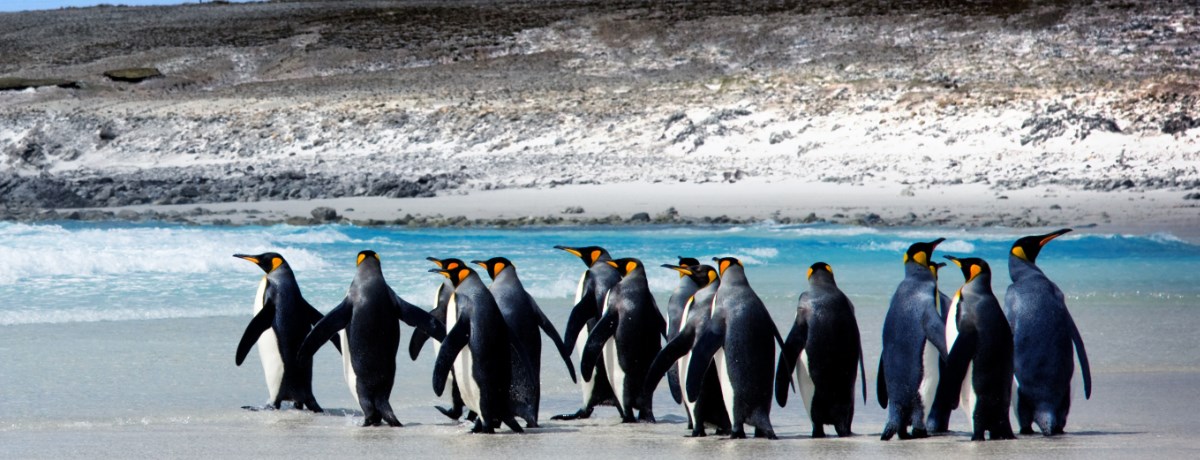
[[918, 340, 940, 413], [945, 292, 961, 356], [600, 292, 626, 413], [253, 277, 284, 403], [714, 347, 735, 427], [678, 299, 696, 419], [574, 272, 596, 404], [339, 329, 358, 404], [448, 294, 481, 414], [797, 350, 816, 417]]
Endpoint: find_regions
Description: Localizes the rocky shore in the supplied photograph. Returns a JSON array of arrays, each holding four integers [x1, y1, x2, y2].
[[1, 0, 1198, 229]]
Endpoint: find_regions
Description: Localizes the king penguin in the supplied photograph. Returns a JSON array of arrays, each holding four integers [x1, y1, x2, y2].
[[432, 265, 532, 433], [664, 256, 702, 403], [298, 250, 446, 427], [775, 262, 867, 438], [552, 245, 621, 420], [878, 239, 950, 440], [642, 263, 731, 437], [233, 252, 339, 412], [1006, 229, 1092, 436], [474, 257, 578, 428], [685, 257, 783, 439], [580, 258, 666, 423], [933, 256, 1017, 441], [409, 257, 472, 421]]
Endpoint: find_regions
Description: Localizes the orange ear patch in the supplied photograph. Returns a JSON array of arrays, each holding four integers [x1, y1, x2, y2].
[[969, 264, 982, 281], [494, 262, 506, 275], [356, 253, 366, 266], [625, 261, 638, 274], [271, 257, 283, 271], [590, 250, 601, 264], [1012, 246, 1028, 261]]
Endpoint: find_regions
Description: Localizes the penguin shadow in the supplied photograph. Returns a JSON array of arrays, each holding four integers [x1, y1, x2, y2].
[[1038, 430, 1143, 437], [655, 414, 689, 425], [239, 405, 365, 418]]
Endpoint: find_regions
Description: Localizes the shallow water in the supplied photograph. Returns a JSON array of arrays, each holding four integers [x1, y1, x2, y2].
[[1, 222, 1198, 457]]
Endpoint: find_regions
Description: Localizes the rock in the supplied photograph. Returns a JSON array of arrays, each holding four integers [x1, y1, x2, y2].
[[311, 206, 340, 222], [629, 212, 651, 223], [0, 77, 77, 91], [562, 206, 585, 214], [1184, 193, 1200, 200], [103, 67, 164, 83]]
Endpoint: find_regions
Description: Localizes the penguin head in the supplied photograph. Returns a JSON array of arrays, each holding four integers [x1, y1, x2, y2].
[[674, 257, 701, 276], [355, 250, 381, 267], [605, 258, 644, 277], [555, 245, 610, 267], [472, 257, 514, 280], [426, 256, 467, 271], [902, 238, 945, 268], [662, 263, 717, 287], [234, 252, 287, 273], [430, 265, 478, 288], [930, 261, 948, 279], [944, 255, 990, 283], [1010, 228, 1071, 263], [712, 257, 743, 277], [806, 262, 837, 285]]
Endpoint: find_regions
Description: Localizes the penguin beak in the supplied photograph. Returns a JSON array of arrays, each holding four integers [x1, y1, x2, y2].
[[1038, 228, 1072, 247], [662, 264, 693, 276], [233, 254, 259, 264], [554, 245, 582, 257], [429, 268, 451, 279], [605, 260, 619, 268], [944, 255, 961, 266], [928, 237, 946, 249], [471, 260, 487, 268]]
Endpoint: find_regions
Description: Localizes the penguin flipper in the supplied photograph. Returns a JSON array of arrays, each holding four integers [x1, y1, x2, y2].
[[298, 299, 350, 360], [562, 281, 598, 354], [390, 289, 447, 342], [774, 312, 808, 407], [235, 300, 276, 366], [409, 286, 448, 360], [876, 353, 888, 409], [933, 328, 977, 413], [433, 321, 470, 396], [303, 300, 342, 354], [858, 341, 868, 404], [1069, 315, 1092, 399], [923, 306, 949, 360], [685, 318, 725, 403], [579, 308, 618, 381], [532, 297, 578, 383], [644, 328, 695, 406]]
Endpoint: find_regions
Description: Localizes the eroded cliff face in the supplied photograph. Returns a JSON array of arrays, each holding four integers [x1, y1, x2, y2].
[[1, 0, 1197, 212]]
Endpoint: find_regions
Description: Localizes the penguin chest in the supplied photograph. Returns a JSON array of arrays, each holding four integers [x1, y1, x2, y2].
[[253, 277, 284, 402], [961, 363, 976, 432], [575, 272, 595, 403]]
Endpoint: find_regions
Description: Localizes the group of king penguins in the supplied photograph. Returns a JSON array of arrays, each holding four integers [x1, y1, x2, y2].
[[232, 229, 1091, 441]]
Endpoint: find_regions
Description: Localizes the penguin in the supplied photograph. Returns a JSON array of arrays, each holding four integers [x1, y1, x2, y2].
[[642, 263, 731, 437], [579, 258, 666, 423], [774, 262, 867, 438], [408, 257, 472, 421], [932, 256, 1017, 441], [877, 239, 950, 440], [298, 250, 446, 427], [664, 256, 702, 404], [431, 265, 532, 433], [1005, 229, 1092, 436], [685, 257, 783, 439], [474, 256, 578, 428], [552, 245, 621, 420], [233, 252, 339, 412]]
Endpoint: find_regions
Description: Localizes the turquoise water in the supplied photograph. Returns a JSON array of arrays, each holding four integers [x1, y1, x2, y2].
[[1, 222, 1197, 329]]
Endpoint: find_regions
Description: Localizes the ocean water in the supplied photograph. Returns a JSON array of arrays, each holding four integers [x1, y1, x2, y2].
[[2, 222, 1199, 458]]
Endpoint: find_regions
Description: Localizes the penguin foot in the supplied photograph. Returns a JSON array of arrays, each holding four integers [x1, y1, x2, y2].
[[880, 423, 898, 441], [753, 428, 778, 440], [550, 408, 593, 421], [730, 429, 747, 439], [504, 418, 525, 433], [240, 405, 276, 412], [525, 421, 539, 429], [911, 428, 929, 439], [812, 425, 826, 438], [1020, 427, 1036, 435], [714, 428, 732, 436], [688, 429, 707, 438], [436, 405, 464, 420]]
